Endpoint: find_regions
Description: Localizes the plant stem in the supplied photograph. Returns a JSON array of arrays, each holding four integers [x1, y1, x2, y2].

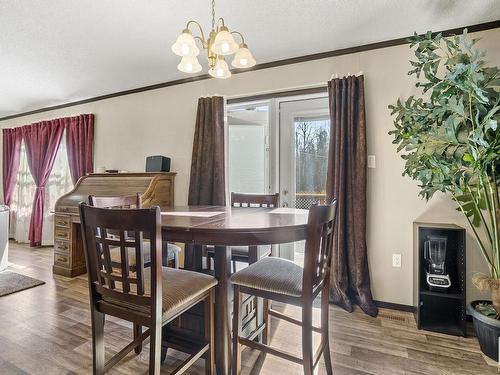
[[466, 184, 493, 245], [487, 174, 500, 277], [453, 194, 497, 277]]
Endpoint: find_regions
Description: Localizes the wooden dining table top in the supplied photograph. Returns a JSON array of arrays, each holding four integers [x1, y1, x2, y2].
[[160, 205, 309, 230], [159, 205, 310, 246]]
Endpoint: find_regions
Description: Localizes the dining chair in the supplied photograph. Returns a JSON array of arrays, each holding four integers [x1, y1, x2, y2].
[[230, 201, 337, 375], [89, 194, 180, 269], [205, 192, 280, 272], [79, 203, 217, 374]]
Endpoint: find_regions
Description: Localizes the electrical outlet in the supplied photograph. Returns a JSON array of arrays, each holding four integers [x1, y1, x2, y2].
[[368, 155, 376, 168], [392, 254, 402, 268]]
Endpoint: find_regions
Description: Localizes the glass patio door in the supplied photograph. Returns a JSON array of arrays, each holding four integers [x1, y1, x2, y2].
[[279, 96, 330, 262]]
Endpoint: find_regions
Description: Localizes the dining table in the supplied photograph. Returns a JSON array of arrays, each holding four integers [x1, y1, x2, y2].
[[160, 205, 309, 375]]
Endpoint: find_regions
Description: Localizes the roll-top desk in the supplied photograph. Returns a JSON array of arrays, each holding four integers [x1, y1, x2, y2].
[[53, 172, 176, 277]]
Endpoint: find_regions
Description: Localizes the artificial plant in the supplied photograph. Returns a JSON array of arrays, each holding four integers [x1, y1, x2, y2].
[[389, 30, 500, 312]]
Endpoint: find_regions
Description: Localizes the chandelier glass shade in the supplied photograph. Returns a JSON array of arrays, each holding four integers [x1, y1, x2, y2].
[[177, 55, 203, 73], [171, 30, 200, 57], [171, 0, 256, 79]]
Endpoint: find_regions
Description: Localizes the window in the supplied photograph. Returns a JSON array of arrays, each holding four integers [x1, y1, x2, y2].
[[294, 116, 330, 209], [227, 103, 270, 195], [10, 134, 74, 245]]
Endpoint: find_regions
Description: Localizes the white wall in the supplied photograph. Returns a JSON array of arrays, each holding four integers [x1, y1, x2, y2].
[[1, 28, 499, 305]]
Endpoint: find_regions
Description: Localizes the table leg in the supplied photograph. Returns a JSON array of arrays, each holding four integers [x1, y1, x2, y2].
[[214, 246, 232, 375]]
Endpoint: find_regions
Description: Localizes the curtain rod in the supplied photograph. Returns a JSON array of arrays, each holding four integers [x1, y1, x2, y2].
[[226, 86, 328, 105], [331, 71, 364, 79]]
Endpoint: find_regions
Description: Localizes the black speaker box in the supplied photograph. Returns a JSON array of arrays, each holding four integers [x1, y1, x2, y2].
[[146, 155, 171, 172]]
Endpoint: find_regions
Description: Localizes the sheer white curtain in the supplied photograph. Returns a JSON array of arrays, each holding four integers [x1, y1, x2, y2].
[[10, 133, 73, 245]]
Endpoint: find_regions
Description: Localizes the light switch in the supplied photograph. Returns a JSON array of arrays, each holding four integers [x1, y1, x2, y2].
[[368, 155, 376, 168]]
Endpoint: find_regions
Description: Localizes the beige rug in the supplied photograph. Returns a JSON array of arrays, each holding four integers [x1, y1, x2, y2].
[[0, 271, 45, 297]]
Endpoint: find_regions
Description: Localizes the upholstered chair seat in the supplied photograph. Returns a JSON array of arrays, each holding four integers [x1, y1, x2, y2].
[[103, 267, 217, 322], [230, 257, 303, 298]]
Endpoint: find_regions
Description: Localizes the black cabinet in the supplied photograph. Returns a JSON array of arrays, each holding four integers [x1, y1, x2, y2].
[[415, 224, 466, 336]]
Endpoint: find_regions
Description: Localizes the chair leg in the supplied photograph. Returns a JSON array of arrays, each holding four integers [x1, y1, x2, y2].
[[262, 298, 270, 345], [149, 323, 162, 374], [134, 324, 143, 354], [255, 296, 263, 343], [160, 341, 168, 364], [173, 251, 179, 269], [321, 286, 333, 374], [204, 290, 215, 375], [91, 309, 105, 375], [232, 286, 242, 375], [302, 304, 314, 375], [248, 245, 264, 342], [232, 260, 237, 273]]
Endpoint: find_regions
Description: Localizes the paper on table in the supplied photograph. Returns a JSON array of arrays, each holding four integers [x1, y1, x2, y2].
[[269, 207, 309, 215], [161, 211, 224, 218]]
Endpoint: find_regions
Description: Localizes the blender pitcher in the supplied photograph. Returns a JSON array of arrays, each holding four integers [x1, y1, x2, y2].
[[424, 235, 451, 291]]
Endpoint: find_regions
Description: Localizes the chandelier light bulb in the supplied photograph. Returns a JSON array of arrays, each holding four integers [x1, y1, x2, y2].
[[211, 26, 239, 56], [209, 57, 231, 79], [231, 43, 256, 69], [177, 56, 202, 73], [171, 29, 200, 57]]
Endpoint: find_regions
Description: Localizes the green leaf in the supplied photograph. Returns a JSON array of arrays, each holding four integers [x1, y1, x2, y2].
[[485, 119, 497, 131], [462, 153, 473, 163], [475, 303, 499, 319]]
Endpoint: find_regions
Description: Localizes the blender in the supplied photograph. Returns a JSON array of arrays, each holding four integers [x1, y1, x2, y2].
[[424, 235, 451, 291]]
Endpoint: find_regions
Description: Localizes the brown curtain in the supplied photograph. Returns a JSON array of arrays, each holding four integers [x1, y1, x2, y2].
[[188, 96, 226, 205], [326, 75, 378, 317]]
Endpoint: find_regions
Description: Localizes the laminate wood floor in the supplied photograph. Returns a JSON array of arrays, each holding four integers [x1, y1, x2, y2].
[[0, 242, 496, 374]]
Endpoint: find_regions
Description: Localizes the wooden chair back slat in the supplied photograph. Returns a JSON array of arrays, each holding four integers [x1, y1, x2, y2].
[[134, 230, 145, 295], [231, 192, 279, 208], [118, 229, 131, 293], [302, 201, 337, 297], [99, 227, 116, 289]]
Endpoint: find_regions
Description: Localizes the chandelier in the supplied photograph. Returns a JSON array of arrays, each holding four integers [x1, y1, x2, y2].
[[171, 0, 256, 79]]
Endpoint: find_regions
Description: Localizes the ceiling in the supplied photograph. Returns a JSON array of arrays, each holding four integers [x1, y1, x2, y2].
[[1, 0, 499, 118]]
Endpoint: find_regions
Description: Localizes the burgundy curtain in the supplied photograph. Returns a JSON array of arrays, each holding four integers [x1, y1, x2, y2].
[[2, 128, 23, 206], [23, 120, 65, 247], [188, 96, 226, 205], [326, 75, 378, 317], [66, 114, 94, 184]]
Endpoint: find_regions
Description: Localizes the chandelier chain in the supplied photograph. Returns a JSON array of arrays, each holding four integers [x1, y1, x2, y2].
[[211, 0, 216, 31]]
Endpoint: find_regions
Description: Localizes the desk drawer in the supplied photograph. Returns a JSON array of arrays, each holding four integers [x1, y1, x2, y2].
[[54, 251, 70, 267], [55, 228, 71, 241], [55, 215, 71, 228], [55, 240, 70, 253]]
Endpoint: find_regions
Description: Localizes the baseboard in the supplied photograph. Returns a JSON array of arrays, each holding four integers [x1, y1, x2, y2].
[[374, 300, 417, 313]]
